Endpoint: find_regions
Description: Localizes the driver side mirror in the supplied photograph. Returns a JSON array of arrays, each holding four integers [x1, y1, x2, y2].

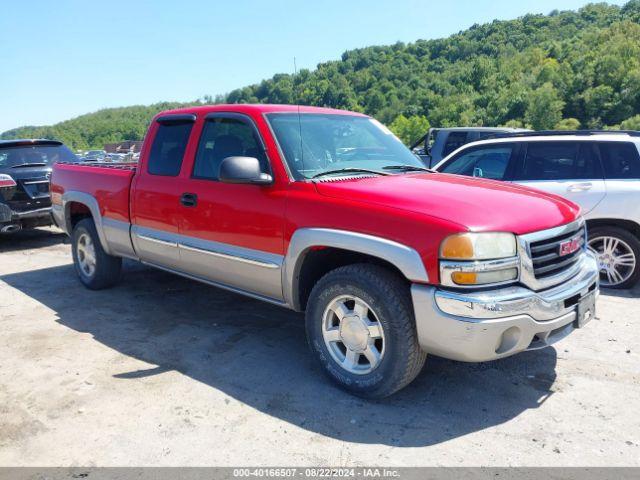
[[219, 156, 272, 185]]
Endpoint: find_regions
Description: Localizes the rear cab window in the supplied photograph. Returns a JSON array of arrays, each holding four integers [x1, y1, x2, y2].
[[147, 116, 195, 176], [513, 141, 602, 181], [598, 142, 640, 179]]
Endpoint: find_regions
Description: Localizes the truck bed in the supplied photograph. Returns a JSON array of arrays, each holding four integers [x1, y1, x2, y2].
[[51, 162, 137, 223]]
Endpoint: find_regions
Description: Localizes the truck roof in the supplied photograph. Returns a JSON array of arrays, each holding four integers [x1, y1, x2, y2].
[[158, 104, 369, 117]]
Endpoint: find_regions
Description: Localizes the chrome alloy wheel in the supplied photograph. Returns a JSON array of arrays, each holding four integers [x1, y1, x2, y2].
[[588, 235, 636, 287], [322, 295, 385, 375], [76, 232, 97, 277]]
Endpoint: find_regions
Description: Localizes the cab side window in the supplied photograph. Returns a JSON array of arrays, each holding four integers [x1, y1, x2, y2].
[[193, 117, 268, 180], [147, 122, 194, 176], [515, 141, 602, 180], [599, 142, 640, 179], [439, 145, 515, 180]]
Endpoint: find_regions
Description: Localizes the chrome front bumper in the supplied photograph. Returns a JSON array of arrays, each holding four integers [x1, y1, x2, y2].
[[412, 252, 599, 362]]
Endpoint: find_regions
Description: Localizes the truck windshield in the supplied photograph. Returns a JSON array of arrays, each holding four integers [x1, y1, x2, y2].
[[266, 113, 424, 179], [0, 144, 79, 168]]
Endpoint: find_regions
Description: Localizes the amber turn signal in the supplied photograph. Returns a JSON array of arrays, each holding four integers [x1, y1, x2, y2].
[[440, 234, 474, 259], [450, 271, 478, 284]]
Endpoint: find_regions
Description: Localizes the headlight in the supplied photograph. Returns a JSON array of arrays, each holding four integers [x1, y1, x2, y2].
[[440, 232, 518, 287], [440, 232, 516, 260], [0, 174, 16, 188]]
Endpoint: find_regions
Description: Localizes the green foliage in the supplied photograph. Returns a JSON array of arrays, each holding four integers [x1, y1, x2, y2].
[[3, 2, 640, 148], [619, 114, 640, 130], [388, 115, 430, 145], [525, 83, 565, 130], [555, 118, 582, 130]]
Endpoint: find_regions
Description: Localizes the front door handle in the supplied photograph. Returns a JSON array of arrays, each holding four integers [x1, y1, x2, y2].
[[180, 192, 198, 207], [567, 182, 593, 192]]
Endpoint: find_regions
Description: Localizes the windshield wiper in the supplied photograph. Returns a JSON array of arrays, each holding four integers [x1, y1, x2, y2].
[[311, 168, 390, 179], [382, 164, 433, 172], [10, 162, 47, 168]]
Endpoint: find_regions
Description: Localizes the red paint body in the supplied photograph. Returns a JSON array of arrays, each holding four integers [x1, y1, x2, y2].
[[51, 104, 581, 285]]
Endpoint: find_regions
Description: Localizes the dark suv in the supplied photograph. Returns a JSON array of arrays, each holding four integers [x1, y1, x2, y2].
[[0, 139, 79, 234]]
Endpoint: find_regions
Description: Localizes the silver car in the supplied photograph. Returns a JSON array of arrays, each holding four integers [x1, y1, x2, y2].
[[434, 130, 640, 289]]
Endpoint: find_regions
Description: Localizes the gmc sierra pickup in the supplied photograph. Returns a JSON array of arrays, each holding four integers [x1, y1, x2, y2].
[[51, 104, 600, 398]]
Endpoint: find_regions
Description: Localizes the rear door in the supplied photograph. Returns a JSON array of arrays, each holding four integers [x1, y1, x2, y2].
[[131, 114, 196, 270], [176, 112, 286, 301], [512, 141, 606, 214], [593, 141, 640, 218]]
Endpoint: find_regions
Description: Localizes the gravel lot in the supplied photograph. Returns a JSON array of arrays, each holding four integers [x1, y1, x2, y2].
[[0, 227, 638, 466]]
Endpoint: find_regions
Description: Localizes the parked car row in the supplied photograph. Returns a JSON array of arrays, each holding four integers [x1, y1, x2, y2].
[[78, 150, 139, 163], [50, 104, 600, 398]]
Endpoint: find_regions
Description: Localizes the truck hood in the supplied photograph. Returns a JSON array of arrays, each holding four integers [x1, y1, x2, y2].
[[313, 173, 580, 235]]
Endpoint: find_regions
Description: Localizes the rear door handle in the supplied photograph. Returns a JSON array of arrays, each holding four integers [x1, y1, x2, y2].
[[180, 192, 198, 207], [567, 182, 593, 192]]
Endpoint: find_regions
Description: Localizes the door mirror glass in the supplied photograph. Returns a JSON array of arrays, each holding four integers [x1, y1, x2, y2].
[[219, 156, 273, 185]]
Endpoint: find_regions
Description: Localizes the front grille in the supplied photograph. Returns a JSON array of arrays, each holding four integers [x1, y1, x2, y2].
[[529, 224, 585, 279]]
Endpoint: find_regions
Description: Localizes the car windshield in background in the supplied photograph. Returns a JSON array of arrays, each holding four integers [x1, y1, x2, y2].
[[266, 113, 425, 179], [0, 144, 79, 168]]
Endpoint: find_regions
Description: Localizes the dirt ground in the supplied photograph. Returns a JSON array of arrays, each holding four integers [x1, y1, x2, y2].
[[0, 227, 638, 466]]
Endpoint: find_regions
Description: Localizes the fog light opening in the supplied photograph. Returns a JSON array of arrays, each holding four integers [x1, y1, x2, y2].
[[496, 326, 521, 354]]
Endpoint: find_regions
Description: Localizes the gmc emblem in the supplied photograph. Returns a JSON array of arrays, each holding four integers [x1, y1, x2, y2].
[[559, 238, 581, 256]]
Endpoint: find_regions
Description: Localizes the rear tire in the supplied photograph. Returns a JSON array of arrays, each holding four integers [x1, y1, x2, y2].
[[588, 226, 640, 289], [305, 264, 426, 399], [72, 218, 122, 290]]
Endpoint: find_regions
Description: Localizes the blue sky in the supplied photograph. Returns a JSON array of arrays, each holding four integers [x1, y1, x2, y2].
[[0, 0, 627, 133]]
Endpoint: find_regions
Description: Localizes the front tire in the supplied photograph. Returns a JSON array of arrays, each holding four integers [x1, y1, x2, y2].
[[72, 218, 122, 290], [588, 226, 640, 289], [305, 264, 426, 398]]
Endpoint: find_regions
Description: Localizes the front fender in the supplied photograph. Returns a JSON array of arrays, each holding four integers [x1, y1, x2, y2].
[[283, 228, 429, 310]]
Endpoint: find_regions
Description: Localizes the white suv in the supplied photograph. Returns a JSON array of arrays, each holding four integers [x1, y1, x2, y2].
[[434, 131, 640, 289]]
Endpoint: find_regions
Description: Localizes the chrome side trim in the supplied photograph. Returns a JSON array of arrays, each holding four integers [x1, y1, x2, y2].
[[518, 218, 586, 291], [179, 243, 279, 269], [132, 224, 285, 301], [137, 234, 177, 248], [284, 228, 428, 310], [141, 261, 288, 308]]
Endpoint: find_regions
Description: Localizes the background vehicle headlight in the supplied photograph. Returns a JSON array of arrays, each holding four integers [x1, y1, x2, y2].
[[440, 232, 517, 260]]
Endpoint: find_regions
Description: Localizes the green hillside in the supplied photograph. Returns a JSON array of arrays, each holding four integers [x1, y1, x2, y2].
[[3, 1, 640, 149]]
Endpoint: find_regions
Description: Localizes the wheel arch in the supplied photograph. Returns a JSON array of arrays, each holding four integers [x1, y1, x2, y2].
[[586, 218, 640, 239], [283, 228, 428, 311], [62, 191, 111, 254]]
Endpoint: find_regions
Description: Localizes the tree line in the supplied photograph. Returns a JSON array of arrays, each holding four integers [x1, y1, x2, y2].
[[2, 1, 639, 149]]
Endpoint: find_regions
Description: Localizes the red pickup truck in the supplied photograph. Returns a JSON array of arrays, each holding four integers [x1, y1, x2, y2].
[[51, 104, 599, 398]]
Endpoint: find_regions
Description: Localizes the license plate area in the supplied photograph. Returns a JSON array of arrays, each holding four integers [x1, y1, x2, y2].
[[574, 291, 596, 328]]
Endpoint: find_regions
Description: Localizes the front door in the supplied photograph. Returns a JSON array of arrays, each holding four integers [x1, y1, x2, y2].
[[177, 113, 286, 301]]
